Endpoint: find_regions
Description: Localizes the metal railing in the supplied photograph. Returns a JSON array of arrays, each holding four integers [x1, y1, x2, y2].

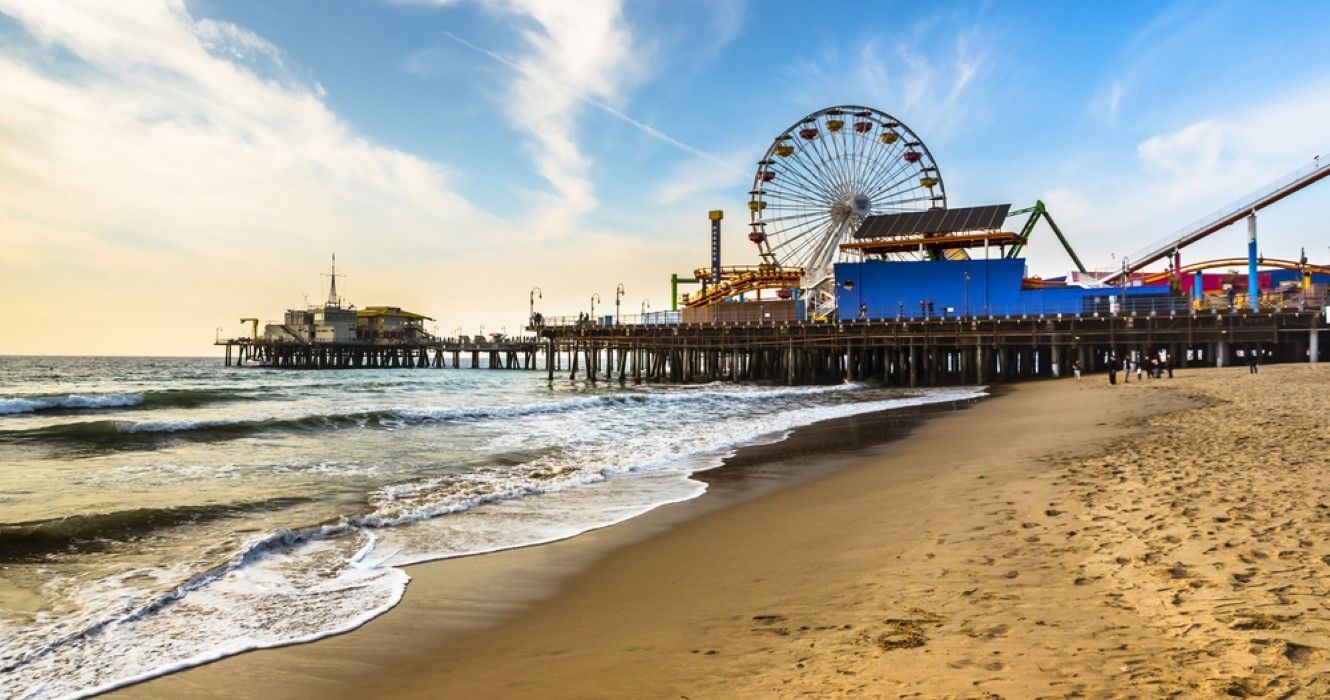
[[848, 293, 1329, 322], [534, 312, 682, 328]]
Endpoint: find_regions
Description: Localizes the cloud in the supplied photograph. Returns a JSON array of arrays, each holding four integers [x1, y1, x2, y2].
[[785, 20, 993, 135], [0, 1, 508, 353], [0, 0, 741, 354], [1032, 81, 1330, 274], [1085, 0, 1222, 126], [467, 0, 637, 238], [650, 147, 753, 206]]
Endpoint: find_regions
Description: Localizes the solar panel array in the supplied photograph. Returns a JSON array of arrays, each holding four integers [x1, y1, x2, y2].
[[853, 204, 1012, 239]]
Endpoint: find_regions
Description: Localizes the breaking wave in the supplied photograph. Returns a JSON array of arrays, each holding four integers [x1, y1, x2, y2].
[[0, 385, 871, 448], [0, 389, 255, 416], [0, 497, 314, 562]]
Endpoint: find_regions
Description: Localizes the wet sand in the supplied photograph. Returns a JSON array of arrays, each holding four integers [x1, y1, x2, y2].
[[119, 364, 1330, 698]]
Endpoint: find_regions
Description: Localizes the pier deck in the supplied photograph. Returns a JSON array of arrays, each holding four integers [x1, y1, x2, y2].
[[215, 338, 540, 370], [536, 308, 1326, 385]]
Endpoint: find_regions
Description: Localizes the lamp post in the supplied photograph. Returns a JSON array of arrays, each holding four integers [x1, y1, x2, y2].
[[962, 270, 970, 318], [529, 286, 542, 325], [641, 298, 650, 315], [590, 292, 600, 321], [615, 283, 625, 325]]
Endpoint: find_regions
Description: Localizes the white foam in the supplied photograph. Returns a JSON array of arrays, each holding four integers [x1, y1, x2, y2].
[[1, 384, 987, 699], [0, 394, 142, 415]]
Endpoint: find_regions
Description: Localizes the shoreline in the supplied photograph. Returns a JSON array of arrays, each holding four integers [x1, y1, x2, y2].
[[111, 388, 987, 699], [116, 365, 1330, 697]]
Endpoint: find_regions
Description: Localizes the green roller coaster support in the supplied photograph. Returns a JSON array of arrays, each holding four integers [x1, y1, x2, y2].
[[671, 273, 699, 310], [1006, 200, 1087, 273]]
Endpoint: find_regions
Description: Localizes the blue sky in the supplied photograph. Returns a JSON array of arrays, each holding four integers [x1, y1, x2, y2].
[[1, 1, 1328, 353]]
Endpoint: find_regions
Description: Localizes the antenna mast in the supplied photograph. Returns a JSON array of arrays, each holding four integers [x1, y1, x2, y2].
[[321, 253, 343, 308]]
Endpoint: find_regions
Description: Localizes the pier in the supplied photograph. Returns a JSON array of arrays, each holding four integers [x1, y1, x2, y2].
[[537, 307, 1326, 385], [217, 337, 540, 370]]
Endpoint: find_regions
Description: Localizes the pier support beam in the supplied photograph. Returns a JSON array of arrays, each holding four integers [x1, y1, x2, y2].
[[1246, 213, 1260, 312]]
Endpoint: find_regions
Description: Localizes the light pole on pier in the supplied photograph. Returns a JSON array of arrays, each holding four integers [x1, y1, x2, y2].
[[590, 293, 601, 321], [615, 283, 625, 325], [529, 287, 542, 325], [962, 270, 970, 318], [641, 298, 650, 315]]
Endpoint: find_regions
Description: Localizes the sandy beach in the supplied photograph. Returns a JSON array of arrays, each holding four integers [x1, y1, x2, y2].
[[118, 364, 1330, 698]]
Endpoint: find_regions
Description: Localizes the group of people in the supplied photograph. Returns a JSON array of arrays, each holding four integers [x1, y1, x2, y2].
[[1103, 353, 1174, 385]]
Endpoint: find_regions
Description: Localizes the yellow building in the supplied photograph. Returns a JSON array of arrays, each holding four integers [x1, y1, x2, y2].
[[356, 306, 434, 342]]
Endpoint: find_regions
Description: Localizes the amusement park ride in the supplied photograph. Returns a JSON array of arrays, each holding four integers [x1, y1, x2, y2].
[[675, 104, 1330, 319]]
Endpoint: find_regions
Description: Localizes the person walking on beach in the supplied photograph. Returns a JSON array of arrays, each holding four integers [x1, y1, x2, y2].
[[1249, 348, 1260, 374], [1166, 352, 1175, 378], [1135, 357, 1143, 381], [1122, 356, 1130, 383], [1072, 359, 1082, 381], [1108, 355, 1118, 385]]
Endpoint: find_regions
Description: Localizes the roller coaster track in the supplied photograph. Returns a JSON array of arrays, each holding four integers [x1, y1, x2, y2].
[[1137, 257, 1330, 286], [1102, 155, 1330, 284]]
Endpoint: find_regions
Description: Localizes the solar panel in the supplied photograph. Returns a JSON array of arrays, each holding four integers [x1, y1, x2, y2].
[[854, 204, 1011, 239]]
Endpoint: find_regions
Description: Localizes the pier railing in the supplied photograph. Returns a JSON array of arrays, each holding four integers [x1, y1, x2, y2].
[[536, 293, 1327, 329], [533, 312, 682, 328]]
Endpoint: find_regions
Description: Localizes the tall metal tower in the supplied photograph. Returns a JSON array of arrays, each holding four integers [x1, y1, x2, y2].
[[321, 253, 343, 308]]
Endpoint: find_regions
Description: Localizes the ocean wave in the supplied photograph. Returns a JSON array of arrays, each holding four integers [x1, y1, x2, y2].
[[0, 385, 988, 697], [0, 386, 869, 447], [0, 394, 142, 415], [0, 497, 314, 562], [0, 389, 255, 416]]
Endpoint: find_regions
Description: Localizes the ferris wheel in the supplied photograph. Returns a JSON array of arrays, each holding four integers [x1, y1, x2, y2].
[[747, 106, 946, 309]]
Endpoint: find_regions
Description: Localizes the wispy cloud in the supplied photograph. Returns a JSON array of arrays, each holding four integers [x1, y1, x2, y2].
[[1039, 81, 1330, 273], [0, 1, 500, 352], [1086, 0, 1222, 126], [442, 30, 738, 175], [786, 20, 994, 135], [462, 0, 637, 237]]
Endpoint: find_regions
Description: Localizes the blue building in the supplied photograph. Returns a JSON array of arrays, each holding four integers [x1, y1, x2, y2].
[[834, 258, 1178, 319]]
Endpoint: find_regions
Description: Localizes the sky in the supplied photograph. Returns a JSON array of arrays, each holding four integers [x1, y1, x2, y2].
[[1, 0, 1328, 355]]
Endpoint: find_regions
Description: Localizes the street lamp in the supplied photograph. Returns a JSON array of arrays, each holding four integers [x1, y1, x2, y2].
[[962, 270, 970, 318], [641, 298, 650, 315], [590, 292, 601, 320], [615, 283, 625, 325], [529, 286, 542, 325]]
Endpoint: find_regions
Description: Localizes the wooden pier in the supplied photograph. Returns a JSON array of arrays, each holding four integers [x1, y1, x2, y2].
[[216, 338, 540, 370], [536, 308, 1326, 385]]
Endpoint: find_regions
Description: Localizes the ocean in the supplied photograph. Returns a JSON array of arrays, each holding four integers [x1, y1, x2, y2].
[[0, 355, 984, 698]]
